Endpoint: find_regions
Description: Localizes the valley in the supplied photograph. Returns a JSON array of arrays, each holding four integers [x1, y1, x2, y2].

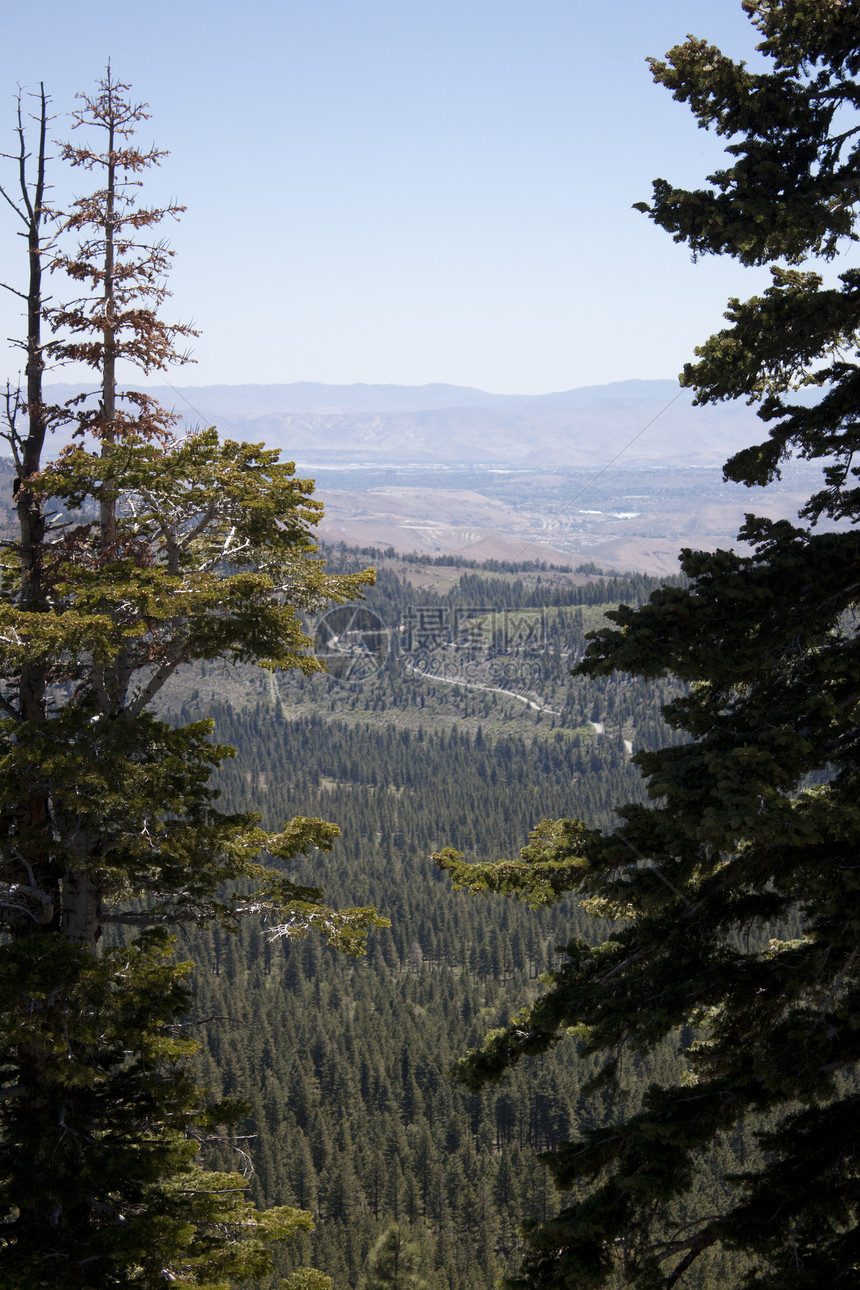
[[309, 460, 822, 574], [12, 380, 823, 1287], [157, 552, 742, 1290], [41, 377, 825, 574]]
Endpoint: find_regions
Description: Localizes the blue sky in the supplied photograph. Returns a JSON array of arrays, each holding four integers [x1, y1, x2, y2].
[[1, 1, 771, 394]]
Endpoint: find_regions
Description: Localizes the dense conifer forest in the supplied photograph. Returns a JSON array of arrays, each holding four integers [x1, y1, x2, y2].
[[155, 550, 741, 1288], [7, 9, 860, 1284]]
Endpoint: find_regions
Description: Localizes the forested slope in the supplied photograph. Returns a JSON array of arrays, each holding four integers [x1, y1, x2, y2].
[[163, 554, 743, 1288]]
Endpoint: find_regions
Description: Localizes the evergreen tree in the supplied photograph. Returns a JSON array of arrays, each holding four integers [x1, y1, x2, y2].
[[281, 1270, 335, 1290], [360, 1223, 429, 1290], [437, 4, 860, 1286], [0, 72, 382, 1287]]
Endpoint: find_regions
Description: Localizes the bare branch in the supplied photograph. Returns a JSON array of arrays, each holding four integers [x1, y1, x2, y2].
[[126, 656, 183, 718]]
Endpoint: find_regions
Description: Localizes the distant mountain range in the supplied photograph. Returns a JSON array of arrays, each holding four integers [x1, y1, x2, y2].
[[42, 379, 769, 469]]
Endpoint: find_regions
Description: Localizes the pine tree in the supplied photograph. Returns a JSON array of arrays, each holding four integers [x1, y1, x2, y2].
[[0, 71, 383, 1287], [437, 4, 860, 1286], [360, 1223, 429, 1290], [281, 1270, 335, 1290]]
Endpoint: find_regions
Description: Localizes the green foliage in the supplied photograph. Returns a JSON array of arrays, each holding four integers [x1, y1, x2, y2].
[[281, 1270, 335, 1290], [0, 929, 317, 1289], [360, 1223, 429, 1290], [174, 682, 692, 1290], [435, 819, 594, 909], [0, 72, 381, 1287], [443, 5, 860, 1287]]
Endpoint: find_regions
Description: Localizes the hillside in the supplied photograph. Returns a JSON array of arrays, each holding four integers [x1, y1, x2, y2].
[[153, 549, 749, 1290]]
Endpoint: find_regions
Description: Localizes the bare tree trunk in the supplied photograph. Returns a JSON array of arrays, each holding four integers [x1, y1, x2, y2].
[[16, 84, 49, 650], [100, 77, 118, 552], [1, 88, 60, 939], [61, 869, 103, 946]]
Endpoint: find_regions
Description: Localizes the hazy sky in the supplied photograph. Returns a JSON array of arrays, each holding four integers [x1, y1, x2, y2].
[[1, 1, 772, 394]]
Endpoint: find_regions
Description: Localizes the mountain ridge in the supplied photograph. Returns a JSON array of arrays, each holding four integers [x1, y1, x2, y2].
[[42, 378, 765, 469]]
